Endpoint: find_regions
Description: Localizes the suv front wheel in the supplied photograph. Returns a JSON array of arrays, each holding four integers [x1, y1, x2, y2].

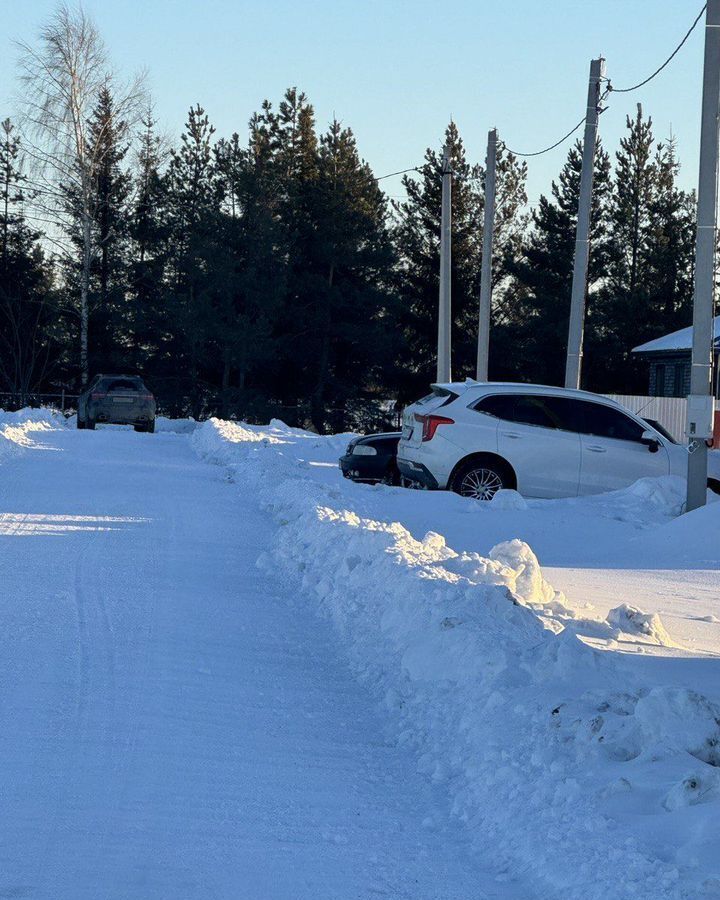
[[451, 459, 508, 501]]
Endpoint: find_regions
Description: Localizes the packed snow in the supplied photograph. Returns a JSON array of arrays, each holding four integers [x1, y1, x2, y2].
[[1, 408, 719, 898]]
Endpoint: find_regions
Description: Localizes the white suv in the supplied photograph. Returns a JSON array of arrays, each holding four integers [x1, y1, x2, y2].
[[397, 381, 720, 500]]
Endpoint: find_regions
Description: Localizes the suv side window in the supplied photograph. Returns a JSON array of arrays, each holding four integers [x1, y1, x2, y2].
[[473, 394, 559, 429], [548, 398, 645, 442], [543, 397, 586, 433], [583, 403, 645, 442], [512, 395, 558, 429], [472, 395, 516, 421]]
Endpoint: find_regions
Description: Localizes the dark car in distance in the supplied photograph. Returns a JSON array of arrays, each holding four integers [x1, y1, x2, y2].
[[339, 432, 401, 485], [77, 374, 156, 432]]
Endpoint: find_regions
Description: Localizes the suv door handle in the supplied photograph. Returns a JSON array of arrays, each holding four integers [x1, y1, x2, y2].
[[586, 445, 607, 453], [502, 431, 522, 439]]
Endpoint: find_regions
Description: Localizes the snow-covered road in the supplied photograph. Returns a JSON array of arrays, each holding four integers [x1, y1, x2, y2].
[[3, 412, 720, 899], [0, 425, 520, 899]]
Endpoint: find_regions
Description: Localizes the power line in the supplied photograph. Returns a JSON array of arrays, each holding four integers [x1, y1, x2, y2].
[[379, 7, 704, 175], [374, 166, 420, 181], [498, 6, 704, 158], [499, 115, 587, 158], [608, 4, 706, 93]]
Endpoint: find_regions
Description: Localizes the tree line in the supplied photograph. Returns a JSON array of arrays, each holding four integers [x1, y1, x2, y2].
[[0, 7, 698, 430]]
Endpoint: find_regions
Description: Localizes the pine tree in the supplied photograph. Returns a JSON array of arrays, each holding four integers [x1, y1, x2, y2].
[[596, 106, 659, 390], [243, 91, 396, 431], [129, 110, 168, 375], [600, 132, 695, 393], [163, 105, 218, 414], [642, 138, 695, 335], [211, 132, 285, 417], [303, 118, 395, 432], [0, 118, 56, 401], [86, 85, 132, 371]]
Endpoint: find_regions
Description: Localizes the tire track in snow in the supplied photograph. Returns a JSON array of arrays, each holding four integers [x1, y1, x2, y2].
[[35, 528, 120, 892]]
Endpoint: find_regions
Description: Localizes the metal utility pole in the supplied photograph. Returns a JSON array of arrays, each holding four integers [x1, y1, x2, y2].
[[686, 0, 720, 512], [564, 57, 605, 390], [476, 128, 498, 381], [437, 145, 452, 382]]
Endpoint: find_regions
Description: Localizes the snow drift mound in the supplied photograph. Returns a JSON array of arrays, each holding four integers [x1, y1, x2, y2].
[[623, 475, 687, 517], [0, 407, 68, 463], [0, 407, 68, 429], [606, 603, 678, 647], [626, 499, 720, 568], [154, 416, 198, 434], [192, 417, 716, 898], [564, 474, 687, 527]]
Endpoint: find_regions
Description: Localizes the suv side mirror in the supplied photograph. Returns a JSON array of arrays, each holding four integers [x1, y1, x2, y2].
[[641, 430, 660, 453]]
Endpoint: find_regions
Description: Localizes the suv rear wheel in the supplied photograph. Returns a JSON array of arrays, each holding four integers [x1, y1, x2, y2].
[[451, 459, 508, 501]]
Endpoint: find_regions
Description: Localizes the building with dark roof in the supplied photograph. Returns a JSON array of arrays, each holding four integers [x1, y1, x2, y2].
[[632, 316, 720, 398]]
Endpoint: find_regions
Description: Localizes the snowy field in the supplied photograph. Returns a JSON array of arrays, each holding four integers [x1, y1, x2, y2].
[[1, 410, 719, 899]]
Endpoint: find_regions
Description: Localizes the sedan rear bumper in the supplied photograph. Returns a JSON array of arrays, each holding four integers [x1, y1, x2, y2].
[[339, 453, 392, 483]]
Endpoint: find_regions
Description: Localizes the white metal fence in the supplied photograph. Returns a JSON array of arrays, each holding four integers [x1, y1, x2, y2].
[[605, 394, 720, 442]]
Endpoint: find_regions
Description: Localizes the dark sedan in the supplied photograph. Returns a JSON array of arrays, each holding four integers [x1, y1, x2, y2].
[[77, 374, 156, 432], [339, 432, 401, 485]]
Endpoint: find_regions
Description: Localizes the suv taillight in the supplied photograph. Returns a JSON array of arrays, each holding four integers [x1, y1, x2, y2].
[[415, 413, 454, 442]]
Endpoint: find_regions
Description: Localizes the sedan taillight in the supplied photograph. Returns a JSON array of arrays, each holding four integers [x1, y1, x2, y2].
[[415, 413, 454, 442]]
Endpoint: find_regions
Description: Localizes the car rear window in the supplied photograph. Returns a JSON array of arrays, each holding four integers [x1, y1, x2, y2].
[[416, 389, 459, 409], [105, 379, 142, 392]]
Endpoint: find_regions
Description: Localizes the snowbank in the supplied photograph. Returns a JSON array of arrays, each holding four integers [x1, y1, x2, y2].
[[192, 418, 720, 899], [0, 407, 68, 428], [0, 408, 68, 464], [154, 416, 198, 434], [626, 500, 720, 568]]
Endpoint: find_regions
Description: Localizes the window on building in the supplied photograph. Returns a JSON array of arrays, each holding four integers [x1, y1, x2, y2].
[[672, 364, 685, 398], [655, 364, 666, 397]]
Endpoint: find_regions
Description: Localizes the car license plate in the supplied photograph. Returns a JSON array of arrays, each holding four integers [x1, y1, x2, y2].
[[112, 397, 133, 403]]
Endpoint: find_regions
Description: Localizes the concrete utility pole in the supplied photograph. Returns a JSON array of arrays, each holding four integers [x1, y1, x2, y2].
[[686, 0, 720, 512], [564, 57, 605, 390], [476, 128, 498, 381], [437, 145, 452, 383]]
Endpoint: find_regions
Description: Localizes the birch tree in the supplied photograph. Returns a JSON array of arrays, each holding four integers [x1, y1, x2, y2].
[[18, 3, 143, 385]]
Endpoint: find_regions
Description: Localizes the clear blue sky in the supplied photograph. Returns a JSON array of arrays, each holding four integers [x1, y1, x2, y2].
[[1, 0, 707, 205]]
